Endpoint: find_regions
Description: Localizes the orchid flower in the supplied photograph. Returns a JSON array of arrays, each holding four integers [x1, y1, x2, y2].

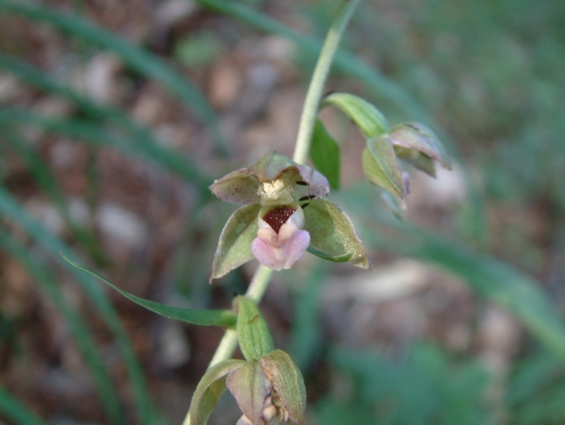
[[210, 151, 368, 280]]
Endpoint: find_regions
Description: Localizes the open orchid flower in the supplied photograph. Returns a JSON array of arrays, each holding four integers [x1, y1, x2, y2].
[[209, 151, 369, 280]]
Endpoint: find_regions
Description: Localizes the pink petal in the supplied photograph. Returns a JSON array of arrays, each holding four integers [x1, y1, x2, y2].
[[252, 227, 310, 271]]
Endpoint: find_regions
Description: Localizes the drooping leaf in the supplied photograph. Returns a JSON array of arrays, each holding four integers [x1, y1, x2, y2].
[[235, 296, 274, 361], [63, 256, 236, 327], [303, 199, 369, 268], [310, 118, 341, 190], [362, 135, 405, 202], [211, 204, 261, 280], [189, 359, 246, 425], [322, 92, 389, 138], [260, 350, 307, 424]]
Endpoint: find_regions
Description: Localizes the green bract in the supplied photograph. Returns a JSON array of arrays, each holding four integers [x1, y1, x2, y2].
[[188, 350, 306, 425], [235, 296, 275, 361]]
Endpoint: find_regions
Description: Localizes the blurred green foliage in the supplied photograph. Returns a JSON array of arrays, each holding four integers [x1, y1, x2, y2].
[[313, 344, 489, 425]]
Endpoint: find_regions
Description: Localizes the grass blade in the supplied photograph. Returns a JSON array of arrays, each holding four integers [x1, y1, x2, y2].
[[0, 0, 226, 153], [0, 385, 49, 425], [0, 230, 126, 425], [0, 108, 211, 191], [63, 255, 237, 327], [0, 187, 160, 425], [4, 130, 107, 262], [0, 53, 192, 165], [404, 234, 565, 365]]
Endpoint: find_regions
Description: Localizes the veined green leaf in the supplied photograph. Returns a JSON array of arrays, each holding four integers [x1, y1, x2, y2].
[[63, 256, 236, 327], [310, 118, 340, 190]]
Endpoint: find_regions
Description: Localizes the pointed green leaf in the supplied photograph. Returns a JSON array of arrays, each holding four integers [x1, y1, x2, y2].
[[260, 350, 306, 424], [226, 360, 270, 425], [235, 296, 274, 361], [389, 121, 451, 173], [362, 135, 405, 200], [322, 92, 389, 138], [189, 359, 246, 425], [211, 204, 261, 280], [303, 199, 369, 269], [310, 119, 340, 190], [63, 255, 236, 327]]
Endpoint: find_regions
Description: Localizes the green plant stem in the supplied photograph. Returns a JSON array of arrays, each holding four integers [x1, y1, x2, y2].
[[293, 0, 361, 164], [182, 2, 359, 423]]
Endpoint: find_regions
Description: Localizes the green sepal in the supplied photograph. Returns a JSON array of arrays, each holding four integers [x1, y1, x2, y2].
[[307, 246, 352, 263], [322, 92, 389, 138], [211, 204, 261, 281], [226, 360, 270, 425], [260, 350, 306, 424], [303, 199, 369, 269], [310, 118, 340, 190], [188, 359, 246, 425], [235, 296, 275, 361], [362, 135, 405, 202], [63, 255, 236, 327], [209, 168, 261, 205], [389, 121, 451, 177], [251, 150, 297, 181]]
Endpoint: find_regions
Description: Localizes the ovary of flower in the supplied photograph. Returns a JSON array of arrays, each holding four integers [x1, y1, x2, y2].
[[251, 208, 310, 270], [258, 179, 293, 206]]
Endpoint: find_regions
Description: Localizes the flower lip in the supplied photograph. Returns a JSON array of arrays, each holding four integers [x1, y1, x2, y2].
[[262, 206, 296, 234]]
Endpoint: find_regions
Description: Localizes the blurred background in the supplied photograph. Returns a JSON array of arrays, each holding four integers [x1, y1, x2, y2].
[[1, 0, 565, 424]]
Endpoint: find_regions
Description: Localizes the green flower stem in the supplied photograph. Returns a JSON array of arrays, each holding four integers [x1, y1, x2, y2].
[[183, 3, 359, 423], [293, 0, 361, 164]]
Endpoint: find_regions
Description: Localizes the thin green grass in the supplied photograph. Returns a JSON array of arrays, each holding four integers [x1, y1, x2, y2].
[[0, 187, 161, 425], [0, 108, 211, 192], [0, 230, 126, 425], [0, 385, 49, 425], [0, 0, 227, 154], [343, 186, 565, 367]]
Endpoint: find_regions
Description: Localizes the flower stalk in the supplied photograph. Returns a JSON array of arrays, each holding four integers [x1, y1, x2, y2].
[[183, 2, 361, 423]]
